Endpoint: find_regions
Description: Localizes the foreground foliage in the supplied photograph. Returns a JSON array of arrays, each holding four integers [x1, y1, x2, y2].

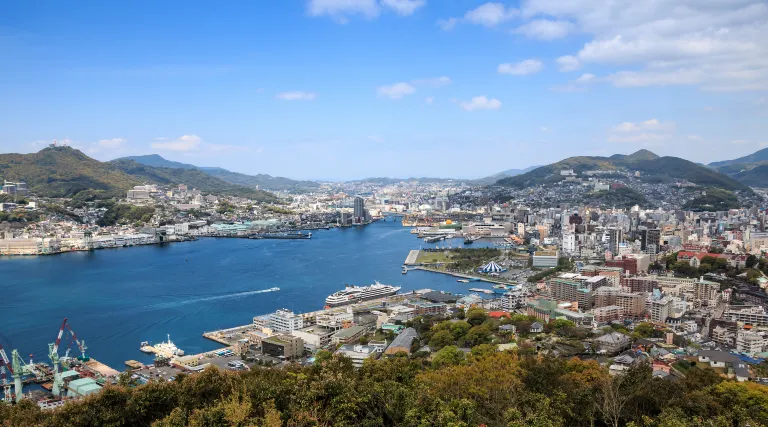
[[2, 351, 768, 427]]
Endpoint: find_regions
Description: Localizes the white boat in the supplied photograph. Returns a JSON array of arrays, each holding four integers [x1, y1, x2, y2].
[[325, 282, 401, 307], [153, 334, 185, 356], [139, 341, 153, 353]]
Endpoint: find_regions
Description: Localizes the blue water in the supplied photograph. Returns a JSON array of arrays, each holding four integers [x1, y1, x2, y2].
[[0, 220, 496, 369]]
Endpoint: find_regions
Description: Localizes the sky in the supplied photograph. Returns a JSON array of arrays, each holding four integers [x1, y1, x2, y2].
[[2, 0, 768, 180]]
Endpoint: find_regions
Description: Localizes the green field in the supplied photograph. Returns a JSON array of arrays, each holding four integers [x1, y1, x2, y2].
[[415, 250, 454, 264]]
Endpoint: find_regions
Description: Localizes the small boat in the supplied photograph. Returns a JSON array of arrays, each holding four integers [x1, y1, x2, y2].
[[457, 279, 470, 283], [139, 341, 153, 353], [402, 266, 408, 274]]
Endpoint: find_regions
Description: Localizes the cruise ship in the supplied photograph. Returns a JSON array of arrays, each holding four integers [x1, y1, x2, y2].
[[325, 282, 401, 307]]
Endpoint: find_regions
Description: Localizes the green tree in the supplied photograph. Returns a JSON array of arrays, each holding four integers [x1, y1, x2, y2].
[[449, 320, 471, 339], [429, 330, 455, 350], [431, 345, 465, 368], [746, 254, 758, 269], [465, 308, 488, 326]]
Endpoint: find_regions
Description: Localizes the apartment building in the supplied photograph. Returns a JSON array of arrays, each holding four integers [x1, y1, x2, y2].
[[548, 277, 594, 309]]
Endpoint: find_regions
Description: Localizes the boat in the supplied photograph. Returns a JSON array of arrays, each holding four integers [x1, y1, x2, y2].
[[325, 282, 401, 307], [139, 341, 153, 354], [457, 279, 470, 283], [249, 232, 311, 240], [402, 266, 408, 274], [424, 235, 446, 243], [469, 288, 494, 295], [143, 335, 185, 356], [464, 235, 480, 244], [493, 284, 509, 289]]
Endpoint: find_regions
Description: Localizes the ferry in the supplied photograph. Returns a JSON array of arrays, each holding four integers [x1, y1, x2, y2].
[[249, 232, 311, 240], [325, 282, 401, 307], [140, 335, 185, 356]]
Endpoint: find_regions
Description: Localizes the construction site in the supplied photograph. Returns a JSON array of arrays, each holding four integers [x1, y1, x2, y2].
[[0, 318, 119, 410]]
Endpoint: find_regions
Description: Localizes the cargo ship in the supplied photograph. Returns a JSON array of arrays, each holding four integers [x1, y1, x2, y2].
[[249, 232, 311, 240], [325, 282, 401, 307]]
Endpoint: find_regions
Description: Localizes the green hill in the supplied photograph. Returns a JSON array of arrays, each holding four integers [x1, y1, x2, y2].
[[710, 147, 768, 168], [0, 146, 140, 198], [731, 164, 768, 188], [116, 154, 319, 192], [497, 150, 751, 192], [110, 160, 280, 202]]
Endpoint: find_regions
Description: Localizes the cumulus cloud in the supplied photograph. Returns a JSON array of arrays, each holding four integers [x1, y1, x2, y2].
[[276, 91, 317, 101], [151, 135, 203, 152], [551, 73, 596, 92], [522, 0, 768, 91], [377, 82, 416, 99], [514, 19, 575, 40], [498, 59, 544, 75], [459, 96, 502, 111], [380, 0, 425, 16], [438, 2, 516, 30], [556, 55, 581, 72], [307, 0, 425, 22], [607, 119, 676, 146]]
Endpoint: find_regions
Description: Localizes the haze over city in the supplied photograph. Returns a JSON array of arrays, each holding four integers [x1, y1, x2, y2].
[[3, 0, 768, 179]]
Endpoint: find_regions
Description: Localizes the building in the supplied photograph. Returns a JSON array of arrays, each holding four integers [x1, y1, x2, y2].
[[606, 228, 623, 255], [622, 277, 658, 294], [502, 289, 528, 310], [268, 309, 304, 333], [526, 299, 594, 326], [0, 181, 29, 196], [532, 250, 559, 268], [736, 331, 766, 355], [291, 326, 335, 350], [334, 344, 383, 368], [594, 305, 624, 323], [331, 325, 367, 345], [725, 306, 768, 326], [406, 300, 447, 316], [549, 277, 594, 309], [594, 287, 646, 318], [384, 327, 418, 356], [649, 297, 673, 323], [353, 197, 365, 221], [595, 332, 631, 354], [127, 189, 151, 201], [261, 334, 304, 360], [315, 311, 354, 331]]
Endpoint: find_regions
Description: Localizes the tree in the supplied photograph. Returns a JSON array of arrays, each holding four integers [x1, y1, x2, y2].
[[432, 345, 465, 368], [469, 344, 497, 359], [746, 254, 758, 269], [462, 325, 492, 347], [634, 322, 656, 338], [429, 330, 455, 350], [449, 320, 471, 339], [466, 308, 488, 326]]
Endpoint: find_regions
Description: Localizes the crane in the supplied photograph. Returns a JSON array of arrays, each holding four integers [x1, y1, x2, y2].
[[62, 322, 88, 363], [0, 343, 13, 403], [48, 318, 68, 396]]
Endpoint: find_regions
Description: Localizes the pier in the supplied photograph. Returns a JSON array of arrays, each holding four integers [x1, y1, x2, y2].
[[404, 250, 420, 265]]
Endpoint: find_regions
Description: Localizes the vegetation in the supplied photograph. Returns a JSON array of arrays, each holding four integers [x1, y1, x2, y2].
[[96, 203, 155, 226], [110, 160, 280, 202], [496, 150, 751, 192], [586, 186, 647, 208], [528, 257, 574, 282], [683, 188, 740, 211], [3, 344, 768, 426], [0, 146, 139, 198], [263, 205, 295, 215]]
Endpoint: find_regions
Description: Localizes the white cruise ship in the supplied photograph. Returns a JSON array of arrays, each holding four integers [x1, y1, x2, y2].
[[325, 282, 401, 307]]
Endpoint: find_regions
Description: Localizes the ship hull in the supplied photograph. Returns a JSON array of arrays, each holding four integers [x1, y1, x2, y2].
[[325, 290, 398, 307]]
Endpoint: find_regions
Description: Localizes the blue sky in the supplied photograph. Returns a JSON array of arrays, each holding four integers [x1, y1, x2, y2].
[[2, 0, 767, 180]]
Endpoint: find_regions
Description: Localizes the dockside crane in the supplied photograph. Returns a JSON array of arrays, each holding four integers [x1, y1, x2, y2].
[[48, 318, 68, 397], [65, 323, 88, 362], [0, 343, 13, 403]]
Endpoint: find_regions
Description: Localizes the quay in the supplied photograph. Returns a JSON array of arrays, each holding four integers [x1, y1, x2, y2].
[[404, 250, 420, 265], [413, 266, 512, 285]]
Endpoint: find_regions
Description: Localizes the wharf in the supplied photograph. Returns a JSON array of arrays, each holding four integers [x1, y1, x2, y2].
[[413, 266, 511, 285], [404, 250, 420, 265]]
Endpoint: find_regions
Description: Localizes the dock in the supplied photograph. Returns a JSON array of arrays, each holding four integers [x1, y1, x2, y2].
[[404, 250, 420, 265], [413, 266, 512, 284]]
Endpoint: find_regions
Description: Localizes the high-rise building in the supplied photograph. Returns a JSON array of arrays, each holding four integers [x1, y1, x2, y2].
[[353, 197, 365, 220], [606, 228, 622, 255]]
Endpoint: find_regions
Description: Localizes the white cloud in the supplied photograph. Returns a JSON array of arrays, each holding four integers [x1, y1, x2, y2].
[[498, 59, 543, 75], [556, 55, 580, 72], [424, 96, 434, 104], [151, 135, 202, 152], [523, 0, 768, 91], [687, 135, 703, 141], [377, 82, 416, 99], [464, 2, 517, 27], [98, 138, 126, 148], [551, 73, 596, 92], [380, 0, 425, 16], [459, 96, 502, 111], [730, 139, 749, 145], [276, 91, 317, 101], [607, 119, 676, 146], [437, 17, 458, 31], [514, 19, 575, 40], [307, 0, 379, 22], [412, 76, 451, 87], [540, 126, 550, 132], [612, 119, 675, 133], [368, 135, 384, 142]]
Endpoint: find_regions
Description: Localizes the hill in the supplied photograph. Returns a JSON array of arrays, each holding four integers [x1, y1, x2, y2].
[[0, 146, 140, 198], [116, 154, 319, 192], [731, 164, 768, 188], [710, 147, 768, 168], [473, 165, 540, 185], [110, 160, 280, 202], [497, 150, 751, 192]]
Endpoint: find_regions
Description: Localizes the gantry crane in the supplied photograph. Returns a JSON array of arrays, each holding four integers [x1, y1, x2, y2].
[[0, 343, 13, 403], [49, 318, 68, 396]]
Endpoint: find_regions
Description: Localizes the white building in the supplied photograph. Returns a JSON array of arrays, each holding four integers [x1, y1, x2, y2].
[[649, 296, 672, 323], [736, 331, 766, 355], [267, 309, 304, 333]]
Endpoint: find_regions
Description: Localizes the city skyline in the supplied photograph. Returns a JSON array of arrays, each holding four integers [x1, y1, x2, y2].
[[3, 0, 768, 180]]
